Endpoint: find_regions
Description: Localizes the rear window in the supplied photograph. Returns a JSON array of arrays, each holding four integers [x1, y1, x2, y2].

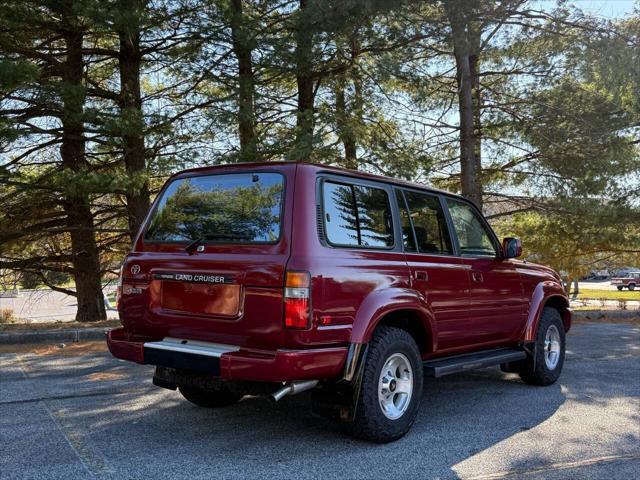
[[322, 181, 393, 248], [144, 172, 284, 244]]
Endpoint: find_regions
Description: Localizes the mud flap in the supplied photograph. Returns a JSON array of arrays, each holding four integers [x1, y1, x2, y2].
[[311, 344, 369, 422], [501, 342, 536, 373], [523, 341, 537, 370]]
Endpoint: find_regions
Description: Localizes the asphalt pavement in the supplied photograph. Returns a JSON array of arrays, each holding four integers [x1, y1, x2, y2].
[[1, 322, 639, 479]]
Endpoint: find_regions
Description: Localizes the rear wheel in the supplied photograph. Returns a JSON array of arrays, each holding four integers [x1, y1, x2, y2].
[[518, 307, 566, 386], [617, 286, 624, 291], [347, 326, 423, 443], [628, 283, 636, 291], [178, 385, 242, 408]]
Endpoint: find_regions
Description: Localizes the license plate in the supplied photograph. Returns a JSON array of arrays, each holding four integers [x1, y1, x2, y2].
[[161, 282, 241, 317]]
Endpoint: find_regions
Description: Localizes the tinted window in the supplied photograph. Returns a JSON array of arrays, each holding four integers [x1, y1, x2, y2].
[[144, 173, 283, 243], [395, 190, 417, 252], [323, 181, 393, 248], [446, 199, 497, 257], [403, 191, 453, 254], [323, 183, 359, 246]]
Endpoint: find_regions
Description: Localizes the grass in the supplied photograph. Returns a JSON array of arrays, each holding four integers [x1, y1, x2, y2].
[[575, 289, 640, 301]]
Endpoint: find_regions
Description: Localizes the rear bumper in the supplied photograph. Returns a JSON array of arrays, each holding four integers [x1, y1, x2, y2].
[[106, 328, 348, 382]]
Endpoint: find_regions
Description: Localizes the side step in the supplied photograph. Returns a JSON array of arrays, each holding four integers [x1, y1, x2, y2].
[[423, 348, 527, 378]]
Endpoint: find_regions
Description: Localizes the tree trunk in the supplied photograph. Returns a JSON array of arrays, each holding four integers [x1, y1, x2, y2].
[[118, 0, 150, 241], [230, 0, 257, 162], [446, 3, 483, 210], [60, 23, 106, 322], [334, 36, 361, 170], [292, 0, 314, 160], [469, 24, 482, 204], [335, 79, 357, 169]]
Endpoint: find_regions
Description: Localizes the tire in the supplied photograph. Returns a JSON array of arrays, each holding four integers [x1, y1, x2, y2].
[[518, 307, 566, 386], [347, 326, 423, 443], [628, 283, 636, 291], [617, 286, 624, 291], [178, 385, 242, 408]]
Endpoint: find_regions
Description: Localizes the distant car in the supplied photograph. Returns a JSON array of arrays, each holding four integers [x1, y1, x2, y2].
[[611, 272, 640, 291], [582, 270, 610, 281]]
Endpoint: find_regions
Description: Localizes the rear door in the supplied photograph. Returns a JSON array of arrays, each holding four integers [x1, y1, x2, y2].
[[443, 197, 527, 347], [395, 188, 470, 353], [120, 168, 292, 349]]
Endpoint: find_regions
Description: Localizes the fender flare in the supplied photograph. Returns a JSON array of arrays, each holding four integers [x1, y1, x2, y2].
[[349, 287, 436, 352], [522, 281, 571, 342]]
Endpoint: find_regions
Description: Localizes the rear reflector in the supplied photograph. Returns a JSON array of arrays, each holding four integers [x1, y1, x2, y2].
[[284, 271, 310, 329]]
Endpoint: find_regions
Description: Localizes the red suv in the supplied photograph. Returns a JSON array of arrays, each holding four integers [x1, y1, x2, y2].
[[108, 162, 570, 442]]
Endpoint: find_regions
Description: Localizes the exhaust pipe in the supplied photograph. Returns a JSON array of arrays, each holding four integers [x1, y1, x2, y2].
[[271, 380, 318, 402]]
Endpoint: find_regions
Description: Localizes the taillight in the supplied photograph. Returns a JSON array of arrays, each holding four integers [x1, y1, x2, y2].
[[284, 271, 311, 329]]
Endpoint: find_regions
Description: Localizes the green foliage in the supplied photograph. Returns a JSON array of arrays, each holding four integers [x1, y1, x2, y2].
[[495, 199, 640, 280], [522, 80, 637, 196], [0, 0, 638, 293]]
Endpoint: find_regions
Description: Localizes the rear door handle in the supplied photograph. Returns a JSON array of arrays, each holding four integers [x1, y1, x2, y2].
[[472, 272, 483, 283], [414, 270, 429, 281]]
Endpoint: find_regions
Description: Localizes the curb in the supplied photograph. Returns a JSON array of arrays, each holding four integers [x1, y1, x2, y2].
[[574, 310, 640, 319], [0, 327, 109, 345]]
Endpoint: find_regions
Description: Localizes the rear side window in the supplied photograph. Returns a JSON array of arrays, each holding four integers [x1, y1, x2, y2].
[[402, 190, 453, 255], [144, 172, 283, 244], [322, 181, 393, 248]]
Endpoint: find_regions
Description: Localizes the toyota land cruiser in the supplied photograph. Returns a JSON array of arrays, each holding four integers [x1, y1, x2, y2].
[[107, 162, 571, 443]]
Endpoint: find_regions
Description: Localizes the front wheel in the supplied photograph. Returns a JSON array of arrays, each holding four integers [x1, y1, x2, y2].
[[628, 283, 636, 291], [179, 385, 242, 408], [347, 326, 423, 443], [519, 307, 566, 386], [617, 285, 624, 291]]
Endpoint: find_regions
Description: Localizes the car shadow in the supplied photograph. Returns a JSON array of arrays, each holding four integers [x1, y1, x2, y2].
[[45, 365, 566, 479]]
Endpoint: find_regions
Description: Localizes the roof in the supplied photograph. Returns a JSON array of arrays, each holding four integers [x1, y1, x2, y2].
[[171, 161, 458, 199]]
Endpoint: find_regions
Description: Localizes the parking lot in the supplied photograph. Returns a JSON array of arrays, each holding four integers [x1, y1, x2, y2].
[[0, 289, 119, 323], [1, 322, 639, 480]]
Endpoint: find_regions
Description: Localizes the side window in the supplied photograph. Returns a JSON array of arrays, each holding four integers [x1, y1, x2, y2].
[[403, 191, 453, 255], [395, 190, 416, 252], [446, 199, 497, 257], [323, 182, 359, 246], [323, 181, 393, 248]]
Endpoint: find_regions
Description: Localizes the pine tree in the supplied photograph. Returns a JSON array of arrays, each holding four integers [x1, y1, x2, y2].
[[0, 0, 106, 321]]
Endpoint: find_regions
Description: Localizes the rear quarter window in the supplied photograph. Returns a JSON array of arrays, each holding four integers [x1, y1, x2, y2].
[[144, 172, 284, 244], [322, 180, 393, 248]]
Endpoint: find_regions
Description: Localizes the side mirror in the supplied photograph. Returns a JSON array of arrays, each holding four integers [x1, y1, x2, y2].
[[502, 237, 522, 259]]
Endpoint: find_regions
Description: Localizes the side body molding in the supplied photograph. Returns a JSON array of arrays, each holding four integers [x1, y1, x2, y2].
[[349, 287, 436, 351], [522, 281, 571, 342]]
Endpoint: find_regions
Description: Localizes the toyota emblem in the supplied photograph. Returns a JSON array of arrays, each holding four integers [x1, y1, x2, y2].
[[130, 264, 141, 275]]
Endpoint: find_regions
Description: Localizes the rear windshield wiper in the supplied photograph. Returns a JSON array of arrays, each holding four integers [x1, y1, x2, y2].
[[184, 237, 204, 253], [184, 233, 254, 252]]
